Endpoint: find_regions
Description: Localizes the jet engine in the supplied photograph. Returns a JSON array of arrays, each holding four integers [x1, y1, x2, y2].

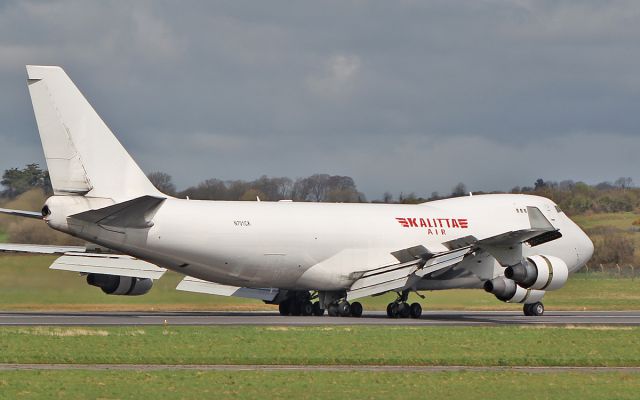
[[484, 276, 545, 304], [504, 255, 569, 291], [87, 273, 153, 296]]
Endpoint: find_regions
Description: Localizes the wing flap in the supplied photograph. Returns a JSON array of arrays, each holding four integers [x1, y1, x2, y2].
[[50, 253, 166, 279], [176, 276, 279, 302], [346, 246, 470, 301]]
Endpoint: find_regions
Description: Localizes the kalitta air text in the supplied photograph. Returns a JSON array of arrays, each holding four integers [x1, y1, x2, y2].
[[395, 217, 469, 236]]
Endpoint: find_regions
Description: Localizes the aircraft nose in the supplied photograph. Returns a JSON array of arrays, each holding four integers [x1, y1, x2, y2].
[[577, 228, 594, 268]]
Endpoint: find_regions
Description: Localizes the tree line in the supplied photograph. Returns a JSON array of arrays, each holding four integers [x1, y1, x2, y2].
[[2, 164, 638, 215]]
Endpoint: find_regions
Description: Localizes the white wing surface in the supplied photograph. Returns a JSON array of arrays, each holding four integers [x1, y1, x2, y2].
[[50, 252, 166, 280], [176, 276, 279, 302], [0, 243, 87, 254], [346, 246, 470, 301]]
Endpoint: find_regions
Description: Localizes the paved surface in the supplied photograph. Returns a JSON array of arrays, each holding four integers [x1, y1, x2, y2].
[[1, 363, 639, 373], [1, 310, 639, 326]]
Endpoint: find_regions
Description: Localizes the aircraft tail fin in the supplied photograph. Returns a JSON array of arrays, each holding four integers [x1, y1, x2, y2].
[[26, 65, 162, 200]]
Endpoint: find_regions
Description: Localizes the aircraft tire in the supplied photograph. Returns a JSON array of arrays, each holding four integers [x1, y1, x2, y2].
[[350, 301, 363, 317], [387, 303, 399, 318], [409, 302, 422, 319], [523, 302, 544, 316], [338, 301, 351, 317], [278, 301, 290, 316], [290, 301, 302, 316], [398, 302, 411, 318], [530, 302, 544, 316], [327, 303, 339, 317], [301, 301, 314, 316], [312, 302, 325, 316]]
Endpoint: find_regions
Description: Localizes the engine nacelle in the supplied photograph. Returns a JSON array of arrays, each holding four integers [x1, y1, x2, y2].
[[504, 255, 569, 291], [87, 274, 153, 296], [484, 276, 545, 304]]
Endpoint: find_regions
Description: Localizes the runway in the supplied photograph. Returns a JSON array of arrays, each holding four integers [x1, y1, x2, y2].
[[1, 310, 639, 326]]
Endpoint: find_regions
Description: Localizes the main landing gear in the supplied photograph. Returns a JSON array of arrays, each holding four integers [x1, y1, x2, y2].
[[523, 302, 544, 316], [386, 291, 422, 319], [326, 300, 363, 317], [278, 292, 325, 316]]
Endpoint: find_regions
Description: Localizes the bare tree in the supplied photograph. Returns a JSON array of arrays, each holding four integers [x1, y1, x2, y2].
[[451, 182, 467, 197], [614, 177, 633, 189], [147, 172, 176, 196]]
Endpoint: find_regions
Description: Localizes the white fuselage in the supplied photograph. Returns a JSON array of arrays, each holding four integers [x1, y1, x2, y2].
[[45, 193, 593, 291]]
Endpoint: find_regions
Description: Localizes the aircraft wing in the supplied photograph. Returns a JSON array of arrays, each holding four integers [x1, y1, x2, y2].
[[0, 207, 42, 219], [50, 252, 166, 280], [0, 243, 166, 279], [0, 243, 87, 254], [176, 276, 279, 302], [346, 246, 470, 301]]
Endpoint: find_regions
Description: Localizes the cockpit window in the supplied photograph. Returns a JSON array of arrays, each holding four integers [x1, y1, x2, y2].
[[554, 205, 563, 213]]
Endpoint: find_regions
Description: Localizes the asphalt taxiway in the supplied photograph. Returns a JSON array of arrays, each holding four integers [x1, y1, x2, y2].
[[1, 310, 639, 326]]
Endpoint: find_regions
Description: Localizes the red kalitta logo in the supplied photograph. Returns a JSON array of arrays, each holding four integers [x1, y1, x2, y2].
[[395, 217, 469, 235]]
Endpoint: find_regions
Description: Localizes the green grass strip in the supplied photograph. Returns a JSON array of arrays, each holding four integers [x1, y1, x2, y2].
[[2, 326, 640, 367], [0, 370, 639, 400]]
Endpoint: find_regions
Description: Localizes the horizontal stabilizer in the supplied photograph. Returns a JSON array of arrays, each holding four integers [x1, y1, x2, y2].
[[69, 195, 165, 229], [50, 253, 166, 279], [176, 276, 279, 302], [0, 207, 42, 219]]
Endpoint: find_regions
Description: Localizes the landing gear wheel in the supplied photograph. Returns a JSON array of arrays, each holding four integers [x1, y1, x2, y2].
[[350, 302, 363, 317], [301, 301, 314, 316], [338, 301, 351, 317], [398, 302, 411, 318], [327, 303, 339, 317], [290, 301, 302, 316], [523, 302, 544, 316], [278, 301, 290, 316], [409, 302, 422, 319], [312, 302, 325, 316], [386, 302, 399, 318]]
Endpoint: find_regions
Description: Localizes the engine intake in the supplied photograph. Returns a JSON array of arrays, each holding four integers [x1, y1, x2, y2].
[[484, 276, 545, 304], [87, 274, 153, 296], [504, 255, 568, 291]]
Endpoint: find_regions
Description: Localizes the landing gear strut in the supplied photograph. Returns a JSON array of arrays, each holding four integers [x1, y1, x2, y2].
[[523, 302, 544, 316], [386, 290, 422, 319]]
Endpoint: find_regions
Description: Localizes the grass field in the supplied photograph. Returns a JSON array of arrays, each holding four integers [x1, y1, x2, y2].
[[1, 326, 640, 399], [1, 254, 639, 311], [2, 370, 639, 400], [2, 325, 639, 366], [572, 212, 639, 230]]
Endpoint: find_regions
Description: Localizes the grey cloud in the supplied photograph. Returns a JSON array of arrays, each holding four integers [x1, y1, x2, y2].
[[1, 0, 639, 199]]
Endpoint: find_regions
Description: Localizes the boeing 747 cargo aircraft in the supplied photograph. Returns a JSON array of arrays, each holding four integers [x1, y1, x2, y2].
[[0, 66, 594, 318]]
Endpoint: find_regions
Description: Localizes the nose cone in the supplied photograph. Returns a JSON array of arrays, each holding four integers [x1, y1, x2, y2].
[[575, 228, 594, 271]]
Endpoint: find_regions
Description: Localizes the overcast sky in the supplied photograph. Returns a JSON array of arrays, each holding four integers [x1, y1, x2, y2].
[[1, 0, 639, 199]]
